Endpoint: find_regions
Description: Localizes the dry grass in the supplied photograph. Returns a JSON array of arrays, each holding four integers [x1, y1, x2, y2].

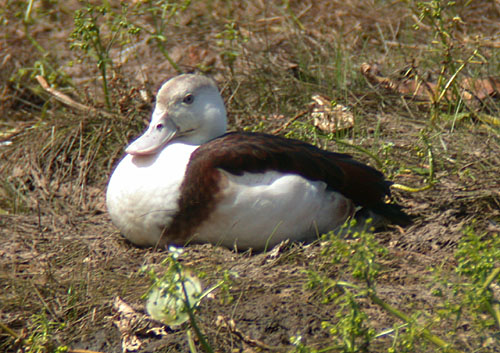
[[1, 0, 499, 352]]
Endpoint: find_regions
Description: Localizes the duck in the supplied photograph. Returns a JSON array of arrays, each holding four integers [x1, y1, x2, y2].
[[106, 74, 410, 250]]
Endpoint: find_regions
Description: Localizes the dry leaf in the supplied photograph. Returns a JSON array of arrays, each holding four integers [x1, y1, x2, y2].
[[360, 63, 500, 104], [310, 94, 354, 133], [112, 296, 168, 353], [460, 77, 500, 101], [360, 63, 435, 100]]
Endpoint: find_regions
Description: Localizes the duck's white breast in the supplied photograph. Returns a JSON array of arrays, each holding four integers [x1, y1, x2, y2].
[[106, 143, 198, 246], [190, 170, 354, 250]]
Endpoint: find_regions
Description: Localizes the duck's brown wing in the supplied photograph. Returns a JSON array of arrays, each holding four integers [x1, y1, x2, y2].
[[164, 132, 410, 244]]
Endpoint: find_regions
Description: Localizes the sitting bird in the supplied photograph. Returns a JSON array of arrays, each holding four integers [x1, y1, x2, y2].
[[106, 74, 410, 250]]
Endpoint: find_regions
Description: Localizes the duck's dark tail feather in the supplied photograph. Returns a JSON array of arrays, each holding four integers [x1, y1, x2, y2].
[[355, 203, 413, 229]]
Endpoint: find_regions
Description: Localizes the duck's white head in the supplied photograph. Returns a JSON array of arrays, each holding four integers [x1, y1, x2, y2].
[[126, 74, 227, 156]]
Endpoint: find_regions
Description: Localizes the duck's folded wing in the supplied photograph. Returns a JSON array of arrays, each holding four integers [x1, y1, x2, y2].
[[164, 132, 410, 243]]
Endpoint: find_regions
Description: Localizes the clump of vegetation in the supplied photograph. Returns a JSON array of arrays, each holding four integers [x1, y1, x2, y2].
[[142, 246, 212, 352], [141, 246, 238, 352], [431, 225, 500, 334], [299, 222, 499, 352]]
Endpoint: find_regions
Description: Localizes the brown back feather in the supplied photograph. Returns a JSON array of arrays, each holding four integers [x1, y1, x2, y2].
[[163, 132, 409, 244]]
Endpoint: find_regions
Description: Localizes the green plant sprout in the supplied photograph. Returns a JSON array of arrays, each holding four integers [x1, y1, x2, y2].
[[407, 1, 484, 123], [146, 269, 202, 326], [8, 0, 72, 87], [392, 129, 437, 192], [26, 312, 67, 353], [71, 2, 115, 109], [216, 21, 248, 74], [431, 225, 500, 331], [143, 246, 237, 353], [142, 0, 191, 73], [143, 246, 213, 352]]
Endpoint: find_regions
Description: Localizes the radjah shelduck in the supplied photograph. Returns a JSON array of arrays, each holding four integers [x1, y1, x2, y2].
[[106, 74, 410, 250]]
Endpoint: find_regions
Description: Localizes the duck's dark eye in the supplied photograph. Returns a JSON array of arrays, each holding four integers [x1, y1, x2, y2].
[[183, 94, 194, 104], [156, 123, 164, 130]]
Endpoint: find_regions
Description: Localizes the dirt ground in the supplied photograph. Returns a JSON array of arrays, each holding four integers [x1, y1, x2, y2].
[[1, 1, 499, 352]]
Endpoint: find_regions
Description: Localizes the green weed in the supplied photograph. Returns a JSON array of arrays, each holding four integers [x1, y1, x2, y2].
[[124, 0, 191, 73], [431, 225, 500, 340], [407, 0, 485, 122], [24, 312, 67, 353], [142, 246, 237, 352], [302, 224, 469, 352], [216, 21, 248, 74], [142, 246, 211, 352], [70, 2, 130, 108], [69, 0, 191, 108], [1, 1, 69, 89]]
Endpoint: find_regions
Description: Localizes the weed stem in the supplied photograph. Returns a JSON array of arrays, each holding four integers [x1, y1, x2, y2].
[[368, 290, 465, 353], [480, 267, 500, 294], [179, 268, 214, 353], [391, 183, 434, 193], [480, 267, 500, 329], [333, 139, 383, 169], [156, 42, 182, 73], [0, 321, 24, 342]]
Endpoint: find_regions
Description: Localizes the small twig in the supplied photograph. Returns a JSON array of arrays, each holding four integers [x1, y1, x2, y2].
[[272, 109, 309, 134], [30, 279, 60, 321], [421, 132, 435, 182], [155, 41, 182, 74], [37, 199, 42, 234], [216, 315, 287, 351], [0, 321, 26, 343], [35, 76, 114, 118], [24, 0, 35, 24], [491, 303, 500, 331], [186, 329, 198, 353]]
